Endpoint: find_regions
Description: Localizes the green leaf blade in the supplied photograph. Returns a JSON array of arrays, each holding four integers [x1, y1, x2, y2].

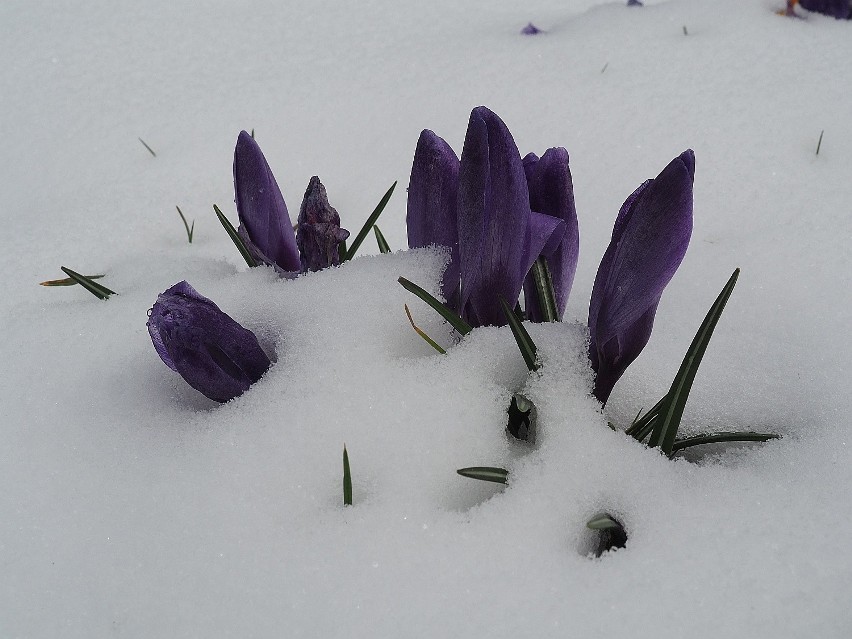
[[530, 257, 559, 322], [213, 204, 257, 268], [374, 225, 391, 254], [397, 277, 472, 336], [59, 267, 115, 300], [343, 445, 353, 506], [671, 431, 779, 455], [649, 269, 740, 455], [344, 181, 397, 261], [499, 296, 539, 372], [456, 467, 509, 484]]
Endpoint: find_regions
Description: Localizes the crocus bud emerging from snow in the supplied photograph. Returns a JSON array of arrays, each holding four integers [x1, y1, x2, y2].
[[588, 150, 695, 405], [147, 281, 271, 403], [296, 176, 350, 273], [233, 131, 301, 273], [798, 0, 852, 18], [521, 23, 543, 35]]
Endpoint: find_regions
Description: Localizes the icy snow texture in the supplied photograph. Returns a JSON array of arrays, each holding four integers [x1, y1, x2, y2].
[[1, 0, 851, 637]]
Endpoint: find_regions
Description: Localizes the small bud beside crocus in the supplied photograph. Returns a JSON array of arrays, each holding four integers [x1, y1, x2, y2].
[[297, 176, 351, 273], [588, 150, 695, 404], [147, 281, 271, 403]]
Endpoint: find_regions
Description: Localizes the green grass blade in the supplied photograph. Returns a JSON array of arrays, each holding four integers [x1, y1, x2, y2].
[[176, 206, 194, 243], [670, 431, 779, 455], [586, 514, 621, 530], [398, 277, 472, 336], [40, 274, 105, 287], [59, 267, 116, 299], [404, 304, 446, 354], [138, 137, 157, 157], [456, 467, 508, 484], [649, 269, 740, 455], [373, 225, 391, 254], [344, 181, 397, 261], [529, 257, 559, 322], [343, 445, 353, 506], [499, 296, 539, 372], [213, 204, 257, 267]]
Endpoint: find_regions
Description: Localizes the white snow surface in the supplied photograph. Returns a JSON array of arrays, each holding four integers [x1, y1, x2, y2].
[[2, 0, 851, 636]]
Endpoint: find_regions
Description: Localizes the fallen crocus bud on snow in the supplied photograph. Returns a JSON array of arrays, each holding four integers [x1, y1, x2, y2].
[[147, 281, 271, 403]]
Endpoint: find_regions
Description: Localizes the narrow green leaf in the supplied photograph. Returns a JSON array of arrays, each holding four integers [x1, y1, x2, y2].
[[457, 467, 508, 484], [213, 204, 258, 268], [530, 257, 559, 322], [649, 269, 740, 455], [343, 445, 353, 506], [250, 128, 255, 139], [633, 415, 659, 443], [816, 129, 824, 156], [59, 267, 116, 300], [499, 296, 539, 372], [176, 206, 194, 243], [398, 277, 472, 336], [671, 431, 779, 455], [344, 181, 397, 261], [624, 394, 667, 439], [40, 274, 105, 287], [404, 304, 446, 354], [374, 225, 391, 254], [138, 137, 157, 157], [586, 514, 621, 530]]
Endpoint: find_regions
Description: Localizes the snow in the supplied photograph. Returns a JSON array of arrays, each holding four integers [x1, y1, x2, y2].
[[2, 0, 851, 636]]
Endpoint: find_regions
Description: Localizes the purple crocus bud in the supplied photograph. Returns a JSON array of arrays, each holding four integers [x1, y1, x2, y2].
[[457, 106, 565, 327], [798, 0, 851, 18], [588, 150, 695, 404], [296, 176, 350, 272], [147, 281, 271, 403], [521, 22, 543, 35], [627, 0, 644, 7], [407, 129, 461, 308], [521, 148, 580, 322], [233, 131, 301, 273]]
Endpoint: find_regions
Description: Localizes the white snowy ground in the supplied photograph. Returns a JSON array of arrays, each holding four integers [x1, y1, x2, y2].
[[2, 0, 851, 636]]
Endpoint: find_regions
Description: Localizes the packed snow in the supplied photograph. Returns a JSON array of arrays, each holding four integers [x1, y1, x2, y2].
[[1, 0, 851, 636]]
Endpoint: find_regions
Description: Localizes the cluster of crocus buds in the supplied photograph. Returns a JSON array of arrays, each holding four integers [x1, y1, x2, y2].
[[406, 106, 693, 404], [233, 130, 350, 275]]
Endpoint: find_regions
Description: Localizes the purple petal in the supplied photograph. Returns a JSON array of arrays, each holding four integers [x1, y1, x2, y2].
[[406, 129, 461, 306], [296, 176, 350, 273], [522, 147, 580, 319], [147, 281, 271, 403], [798, 0, 852, 18], [233, 131, 301, 273], [589, 150, 695, 404], [458, 107, 531, 327], [520, 22, 543, 35]]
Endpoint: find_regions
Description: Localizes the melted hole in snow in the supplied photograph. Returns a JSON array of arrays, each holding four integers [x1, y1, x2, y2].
[[579, 513, 629, 558]]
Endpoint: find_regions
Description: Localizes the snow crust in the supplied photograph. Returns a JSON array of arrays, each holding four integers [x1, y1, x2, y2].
[[1, 0, 851, 636]]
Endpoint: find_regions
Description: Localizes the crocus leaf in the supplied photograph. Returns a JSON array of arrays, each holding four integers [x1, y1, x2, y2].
[[529, 257, 559, 322], [176, 206, 194, 243], [343, 181, 397, 261], [59, 267, 116, 299], [214, 204, 258, 268], [40, 274, 105, 287], [499, 296, 539, 372], [404, 304, 446, 354], [374, 225, 391, 254], [456, 467, 509, 484], [343, 445, 353, 506], [648, 269, 740, 455], [507, 393, 535, 441], [624, 394, 667, 439], [138, 137, 156, 157], [586, 513, 628, 555], [398, 277, 472, 336], [670, 431, 779, 455], [586, 514, 622, 530]]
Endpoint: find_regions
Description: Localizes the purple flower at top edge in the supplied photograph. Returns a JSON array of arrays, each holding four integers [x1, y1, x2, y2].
[[233, 131, 301, 274], [406, 107, 573, 327], [297, 176, 350, 273], [588, 150, 695, 405], [627, 0, 644, 7], [521, 22, 543, 35], [798, 0, 852, 18], [147, 281, 271, 403]]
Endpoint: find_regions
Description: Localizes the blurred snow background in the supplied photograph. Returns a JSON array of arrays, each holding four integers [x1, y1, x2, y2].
[[1, 0, 850, 636]]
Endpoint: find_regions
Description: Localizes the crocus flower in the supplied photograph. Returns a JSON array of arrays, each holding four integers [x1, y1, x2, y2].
[[588, 150, 695, 404], [520, 22, 543, 35], [798, 0, 852, 18], [407, 106, 574, 327], [147, 281, 271, 403], [296, 176, 350, 272], [627, 0, 644, 6], [233, 131, 301, 273]]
